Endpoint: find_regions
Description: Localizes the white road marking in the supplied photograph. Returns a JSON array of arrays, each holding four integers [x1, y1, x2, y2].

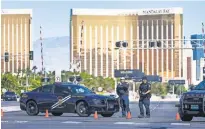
[[114, 122, 135, 125], [1, 121, 8, 123], [114, 122, 150, 125], [171, 123, 190, 126], [15, 121, 28, 123], [61, 121, 82, 124], [134, 123, 150, 125]]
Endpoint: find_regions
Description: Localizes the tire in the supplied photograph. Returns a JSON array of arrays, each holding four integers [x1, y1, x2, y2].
[[26, 100, 39, 116], [101, 113, 114, 117], [52, 112, 63, 116], [180, 114, 193, 121], [178, 107, 193, 121], [76, 101, 91, 117]]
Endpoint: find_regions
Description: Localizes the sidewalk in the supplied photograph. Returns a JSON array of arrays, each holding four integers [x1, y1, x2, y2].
[[1, 106, 21, 112]]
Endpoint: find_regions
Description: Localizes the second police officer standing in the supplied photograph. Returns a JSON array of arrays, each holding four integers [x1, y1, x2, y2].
[[116, 77, 130, 117], [138, 76, 151, 118]]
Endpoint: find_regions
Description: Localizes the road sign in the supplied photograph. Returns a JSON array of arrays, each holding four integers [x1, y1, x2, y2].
[[168, 80, 185, 85], [132, 75, 162, 82], [114, 69, 144, 78]]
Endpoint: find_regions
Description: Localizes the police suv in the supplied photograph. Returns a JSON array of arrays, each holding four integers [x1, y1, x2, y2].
[[20, 82, 119, 117], [176, 80, 205, 121]]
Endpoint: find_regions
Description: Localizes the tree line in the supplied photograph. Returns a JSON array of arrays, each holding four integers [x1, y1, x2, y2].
[[1, 67, 187, 96]]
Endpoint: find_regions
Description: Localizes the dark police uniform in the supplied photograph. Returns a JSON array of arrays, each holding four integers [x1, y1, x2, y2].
[[138, 80, 151, 118], [116, 81, 130, 117]]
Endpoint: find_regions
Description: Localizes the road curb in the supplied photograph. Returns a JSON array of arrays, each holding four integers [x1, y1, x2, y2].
[[1, 106, 21, 112]]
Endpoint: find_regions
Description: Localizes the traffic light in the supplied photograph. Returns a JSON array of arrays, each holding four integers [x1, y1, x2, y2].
[[115, 41, 121, 48], [149, 42, 155, 47], [69, 76, 75, 82], [4, 52, 9, 62], [157, 41, 161, 47], [122, 42, 128, 47], [115, 41, 128, 48], [29, 51, 33, 60], [76, 76, 82, 82]]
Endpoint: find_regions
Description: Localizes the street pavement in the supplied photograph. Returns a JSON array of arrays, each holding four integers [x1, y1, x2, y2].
[[1, 101, 205, 129]]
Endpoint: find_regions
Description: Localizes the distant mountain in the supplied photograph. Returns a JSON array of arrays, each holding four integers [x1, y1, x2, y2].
[[33, 36, 70, 72]]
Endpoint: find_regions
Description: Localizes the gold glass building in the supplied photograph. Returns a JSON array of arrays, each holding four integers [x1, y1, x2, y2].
[[70, 8, 183, 81], [1, 9, 33, 73]]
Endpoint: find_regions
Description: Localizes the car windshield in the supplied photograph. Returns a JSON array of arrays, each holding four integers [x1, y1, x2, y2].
[[5, 92, 15, 95], [71, 85, 93, 94], [194, 81, 205, 90]]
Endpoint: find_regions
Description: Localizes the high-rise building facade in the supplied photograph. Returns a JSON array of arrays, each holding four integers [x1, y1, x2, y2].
[[1, 9, 33, 73], [70, 8, 183, 81]]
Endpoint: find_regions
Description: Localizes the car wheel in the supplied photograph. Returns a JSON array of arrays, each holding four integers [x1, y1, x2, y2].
[[178, 108, 193, 121], [101, 113, 114, 117], [180, 114, 193, 121], [26, 100, 39, 116], [76, 101, 91, 117], [52, 112, 63, 116]]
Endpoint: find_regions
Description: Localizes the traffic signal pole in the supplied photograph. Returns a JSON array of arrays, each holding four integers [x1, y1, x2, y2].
[[115, 39, 205, 83]]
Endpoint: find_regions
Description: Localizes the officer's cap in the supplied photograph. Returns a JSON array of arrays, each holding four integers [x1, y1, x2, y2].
[[142, 76, 147, 80], [120, 77, 125, 80]]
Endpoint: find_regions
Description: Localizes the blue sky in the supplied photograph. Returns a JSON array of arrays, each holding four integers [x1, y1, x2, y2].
[[2, 1, 205, 42]]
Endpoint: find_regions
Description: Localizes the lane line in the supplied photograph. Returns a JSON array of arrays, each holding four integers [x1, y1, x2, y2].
[[61, 121, 82, 124], [1, 121, 9, 123], [14, 121, 28, 123], [171, 123, 190, 126], [114, 122, 150, 125], [114, 122, 135, 125]]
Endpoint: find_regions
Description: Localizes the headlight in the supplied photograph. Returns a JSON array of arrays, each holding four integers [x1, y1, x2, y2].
[[21, 94, 28, 98], [92, 99, 102, 105]]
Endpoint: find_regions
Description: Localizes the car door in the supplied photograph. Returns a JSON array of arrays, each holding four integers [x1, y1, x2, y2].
[[53, 85, 74, 112], [37, 85, 57, 111]]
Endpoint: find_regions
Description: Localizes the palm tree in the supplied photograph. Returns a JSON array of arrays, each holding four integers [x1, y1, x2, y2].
[[32, 66, 37, 79]]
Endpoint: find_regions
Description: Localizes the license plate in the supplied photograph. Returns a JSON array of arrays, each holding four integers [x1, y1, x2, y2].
[[191, 105, 199, 110]]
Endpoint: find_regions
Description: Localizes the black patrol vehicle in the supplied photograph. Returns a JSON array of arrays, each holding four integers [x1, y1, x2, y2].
[[20, 82, 119, 117], [176, 80, 205, 121]]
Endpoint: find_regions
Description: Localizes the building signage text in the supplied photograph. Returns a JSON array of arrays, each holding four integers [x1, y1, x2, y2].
[[142, 9, 171, 15]]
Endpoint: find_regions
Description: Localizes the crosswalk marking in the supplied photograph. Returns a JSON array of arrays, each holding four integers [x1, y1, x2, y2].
[[171, 123, 190, 126], [61, 121, 82, 124]]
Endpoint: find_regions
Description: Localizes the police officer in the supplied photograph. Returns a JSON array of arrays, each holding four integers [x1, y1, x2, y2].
[[138, 76, 151, 118], [116, 77, 130, 117]]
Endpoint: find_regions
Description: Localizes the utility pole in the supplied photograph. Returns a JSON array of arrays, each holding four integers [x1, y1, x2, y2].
[[202, 22, 205, 80], [40, 26, 45, 76]]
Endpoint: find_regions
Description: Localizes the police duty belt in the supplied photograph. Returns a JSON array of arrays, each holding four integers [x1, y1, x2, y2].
[[51, 95, 71, 110]]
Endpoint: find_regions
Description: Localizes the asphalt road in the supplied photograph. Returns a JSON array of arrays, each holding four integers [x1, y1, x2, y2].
[[1, 101, 20, 107], [1, 101, 205, 129]]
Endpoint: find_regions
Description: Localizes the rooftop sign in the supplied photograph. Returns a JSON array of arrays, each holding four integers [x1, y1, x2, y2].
[[71, 7, 183, 16], [141, 9, 170, 15]]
